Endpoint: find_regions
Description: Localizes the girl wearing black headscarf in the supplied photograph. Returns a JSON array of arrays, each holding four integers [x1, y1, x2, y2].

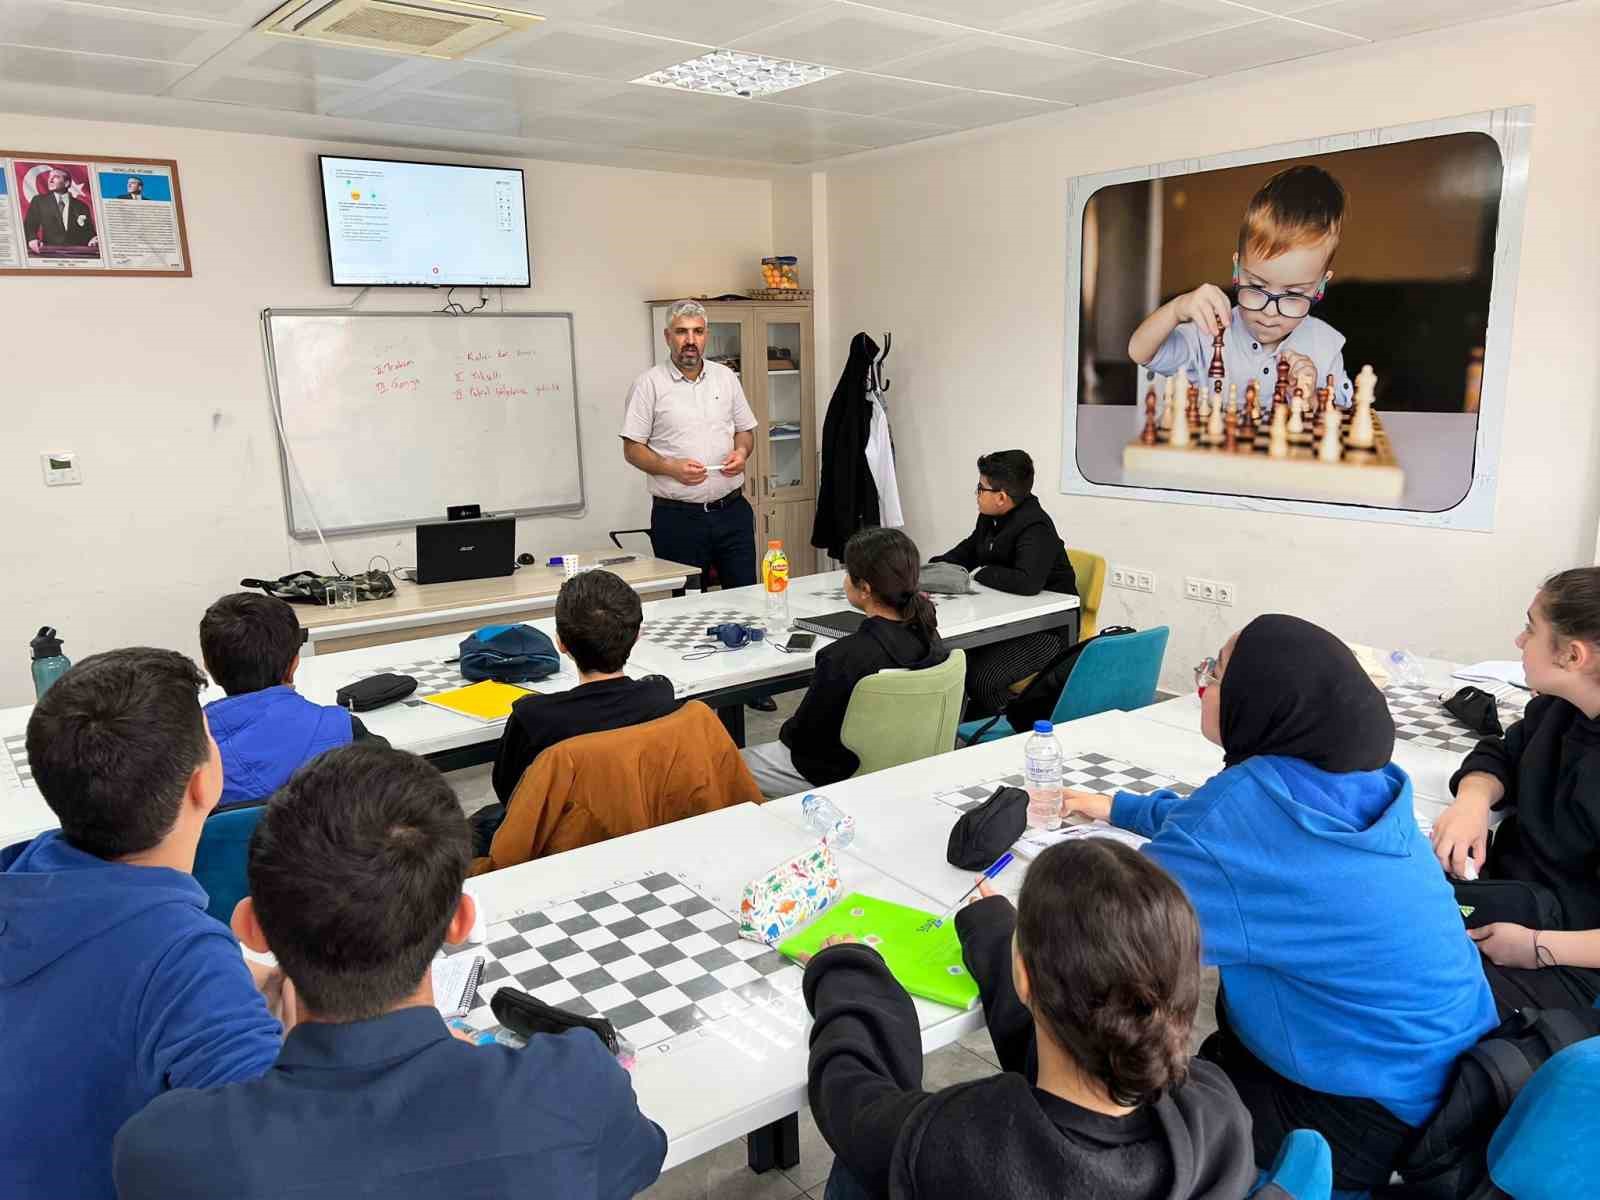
[[1064, 614, 1497, 1193]]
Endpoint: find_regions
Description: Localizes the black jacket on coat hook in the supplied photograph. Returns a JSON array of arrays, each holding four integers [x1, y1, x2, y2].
[[812, 332, 880, 560]]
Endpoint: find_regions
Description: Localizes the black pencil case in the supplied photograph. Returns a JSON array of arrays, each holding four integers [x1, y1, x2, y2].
[[335, 673, 417, 712], [490, 987, 620, 1055]]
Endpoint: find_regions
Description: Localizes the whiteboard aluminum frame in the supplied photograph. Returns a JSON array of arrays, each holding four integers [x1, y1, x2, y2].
[[261, 308, 585, 540], [1059, 107, 1533, 531]]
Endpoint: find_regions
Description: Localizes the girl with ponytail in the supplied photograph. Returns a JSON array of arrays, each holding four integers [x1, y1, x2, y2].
[[741, 528, 950, 798]]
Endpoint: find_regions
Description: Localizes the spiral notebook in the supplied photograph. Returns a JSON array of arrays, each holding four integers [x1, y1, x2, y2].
[[432, 954, 484, 1018]]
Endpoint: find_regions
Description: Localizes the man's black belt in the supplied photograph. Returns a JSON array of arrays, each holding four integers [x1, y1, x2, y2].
[[653, 489, 745, 512]]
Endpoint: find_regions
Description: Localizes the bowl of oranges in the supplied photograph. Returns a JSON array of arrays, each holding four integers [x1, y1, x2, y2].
[[759, 255, 801, 292]]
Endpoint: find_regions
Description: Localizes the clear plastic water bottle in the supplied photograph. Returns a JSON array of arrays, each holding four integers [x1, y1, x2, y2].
[[30, 626, 71, 700], [801, 793, 855, 848], [1024, 720, 1064, 831], [1385, 649, 1425, 686], [762, 540, 790, 632]]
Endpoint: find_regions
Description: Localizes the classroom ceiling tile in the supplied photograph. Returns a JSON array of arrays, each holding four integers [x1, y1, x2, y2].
[[522, 112, 651, 145], [41, 0, 264, 20], [703, 102, 951, 145], [880, 34, 1099, 93], [0, 42, 189, 93], [1132, 15, 1363, 74], [187, 73, 355, 115], [878, 88, 1067, 129], [728, 5, 963, 72], [424, 65, 619, 113], [1000, 0, 1254, 56], [250, 40, 415, 84], [584, 0, 816, 45], [467, 22, 697, 79], [858, 0, 1072, 27], [767, 70, 953, 116], [1024, 56, 1192, 104], [1292, 0, 1568, 40], [0, 0, 234, 65], [335, 91, 524, 136], [580, 84, 746, 124]]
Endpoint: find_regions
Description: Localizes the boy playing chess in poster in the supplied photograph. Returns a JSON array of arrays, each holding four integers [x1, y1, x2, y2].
[[1129, 164, 1355, 411]]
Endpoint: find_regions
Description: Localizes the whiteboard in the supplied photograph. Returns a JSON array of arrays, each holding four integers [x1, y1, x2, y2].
[[262, 309, 583, 538]]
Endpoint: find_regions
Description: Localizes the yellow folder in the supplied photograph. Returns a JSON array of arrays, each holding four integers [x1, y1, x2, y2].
[[420, 680, 529, 723]]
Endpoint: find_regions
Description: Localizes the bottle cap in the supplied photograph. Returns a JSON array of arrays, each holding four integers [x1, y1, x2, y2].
[[767, 540, 782, 549], [1032, 720, 1053, 734], [31, 626, 63, 660]]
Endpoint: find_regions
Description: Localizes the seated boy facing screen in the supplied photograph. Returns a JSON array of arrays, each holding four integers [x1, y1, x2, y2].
[[200, 592, 386, 809], [0, 649, 283, 1200], [1129, 164, 1354, 411], [479, 568, 678, 853], [114, 743, 667, 1200], [804, 839, 1253, 1200]]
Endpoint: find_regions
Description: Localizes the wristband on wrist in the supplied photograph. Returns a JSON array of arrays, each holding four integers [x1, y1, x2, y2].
[[1533, 930, 1558, 970]]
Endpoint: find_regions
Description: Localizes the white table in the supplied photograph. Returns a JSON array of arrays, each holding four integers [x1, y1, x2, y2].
[[763, 709, 1221, 907], [462, 802, 979, 1174]]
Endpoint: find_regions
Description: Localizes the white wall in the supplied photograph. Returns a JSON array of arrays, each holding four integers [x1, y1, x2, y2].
[[0, 113, 771, 704], [822, 4, 1600, 690]]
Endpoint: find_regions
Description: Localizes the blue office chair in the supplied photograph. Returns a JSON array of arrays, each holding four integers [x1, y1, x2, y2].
[[192, 806, 266, 927], [1247, 1129, 1333, 1200], [1485, 1035, 1600, 1198], [957, 626, 1170, 745]]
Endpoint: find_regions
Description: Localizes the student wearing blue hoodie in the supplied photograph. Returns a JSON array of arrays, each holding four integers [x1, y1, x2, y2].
[[115, 743, 667, 1200], [1064, 615, 1498, 1193], [200, 592, 386, 809], [0, 648, 284, 1200]]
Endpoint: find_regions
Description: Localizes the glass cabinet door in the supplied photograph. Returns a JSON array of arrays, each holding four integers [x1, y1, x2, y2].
[[758, 312, 814, 502]]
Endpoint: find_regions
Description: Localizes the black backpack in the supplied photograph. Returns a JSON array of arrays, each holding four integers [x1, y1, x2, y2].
[[959, 626, 1135, 745], [1379, 1006, 1600, 1199]]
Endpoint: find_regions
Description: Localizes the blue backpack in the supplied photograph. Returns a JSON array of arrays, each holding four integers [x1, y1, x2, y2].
[[458, 624, 560, 683]]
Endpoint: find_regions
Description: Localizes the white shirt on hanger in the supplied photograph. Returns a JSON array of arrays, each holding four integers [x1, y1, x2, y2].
[[865, 386, 903, 528]]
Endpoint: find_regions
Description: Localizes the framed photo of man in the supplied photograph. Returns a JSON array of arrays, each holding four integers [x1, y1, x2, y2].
[[0, 151, 191, 276]]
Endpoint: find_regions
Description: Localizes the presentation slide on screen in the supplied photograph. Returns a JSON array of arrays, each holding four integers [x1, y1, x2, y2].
[[321, 158, 529, 287]]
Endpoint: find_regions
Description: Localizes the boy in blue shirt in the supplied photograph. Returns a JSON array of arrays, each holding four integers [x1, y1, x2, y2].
[[115, 743, 667, 1200], [1130, 164, 1356, 410], [0, 649, 284, 1200], [200, 592, 385, 808]]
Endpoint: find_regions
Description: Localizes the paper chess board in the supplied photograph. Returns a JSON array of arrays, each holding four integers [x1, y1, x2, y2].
[[3, 733, 32, 789], [933, 751, 1193, 814], [1384, 683, 1527, 755], [376, 655, 470, 704], [638, 609, 761, 652], [446, 870, 803, 1052]]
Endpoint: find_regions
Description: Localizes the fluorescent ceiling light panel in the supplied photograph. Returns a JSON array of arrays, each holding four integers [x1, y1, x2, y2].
[[634, 49, 836, 97]]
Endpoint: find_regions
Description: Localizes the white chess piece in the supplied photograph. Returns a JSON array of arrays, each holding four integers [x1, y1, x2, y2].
[[1288, 386, 1305, 435], [1267, 401, 1288, 458], [1160, 375, 1176, 432], [1227, 382, 1239, 417], [1170, 385, 1192, 448], [1347, 364, 1377, 449], [1206, 388, 1224, 441], [1318, 402, 1343, 462]]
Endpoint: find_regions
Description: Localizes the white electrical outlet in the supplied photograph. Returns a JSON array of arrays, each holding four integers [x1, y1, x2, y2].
[[1186, 576, 1236, 605], [1200, 580, 1217, 602], [1110, 567, 1128, 588], [1113, 566, 1154, 593], [1134, 570, 1154, 593], [1215, 581, 1235, 605], [41, 451, 81, 487], [1185, 577, 1204, 600]]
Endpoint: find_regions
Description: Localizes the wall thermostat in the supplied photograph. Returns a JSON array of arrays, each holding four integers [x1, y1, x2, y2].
[[41, 451, 81, 487]]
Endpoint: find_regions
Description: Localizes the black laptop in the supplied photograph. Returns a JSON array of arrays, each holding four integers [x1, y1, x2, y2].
[[793, 610, 867, 639], [415, 516, 516, 585]]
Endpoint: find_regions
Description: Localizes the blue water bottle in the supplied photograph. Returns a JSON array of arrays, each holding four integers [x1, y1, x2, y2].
[[30, 626, 71, 699]]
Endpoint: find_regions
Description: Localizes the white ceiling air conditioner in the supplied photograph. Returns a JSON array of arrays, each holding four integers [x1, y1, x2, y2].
[[257, 0, 543, 60]]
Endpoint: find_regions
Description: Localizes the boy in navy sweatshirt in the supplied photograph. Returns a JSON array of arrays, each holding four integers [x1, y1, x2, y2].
[[0, 649, 283, 1200], [115, 743, 667, 1200], [200, 592, 386, 809]]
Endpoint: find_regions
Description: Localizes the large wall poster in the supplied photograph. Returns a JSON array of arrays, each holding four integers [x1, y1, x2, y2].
[[1060, 108, 1532, 530]]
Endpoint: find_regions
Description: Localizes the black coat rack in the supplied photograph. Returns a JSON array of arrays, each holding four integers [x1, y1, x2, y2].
[[869, 332, 892, 393]]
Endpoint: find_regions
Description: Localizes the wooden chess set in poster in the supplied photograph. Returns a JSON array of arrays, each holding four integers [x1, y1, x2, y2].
[[1121, 332, 1404, 503]]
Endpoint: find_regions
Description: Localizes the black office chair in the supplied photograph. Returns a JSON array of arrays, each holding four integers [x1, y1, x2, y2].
[[608, 529, 716, 593]]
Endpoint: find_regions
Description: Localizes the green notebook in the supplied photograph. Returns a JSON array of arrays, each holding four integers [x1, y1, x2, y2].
[[779, 892, 980, 1010]]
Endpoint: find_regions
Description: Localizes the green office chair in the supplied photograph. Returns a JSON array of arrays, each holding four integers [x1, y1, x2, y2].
[[840, 650, 967, 777]]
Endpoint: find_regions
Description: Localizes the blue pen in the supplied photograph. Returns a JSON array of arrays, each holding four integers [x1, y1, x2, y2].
[[932, 852, 1014, 927]]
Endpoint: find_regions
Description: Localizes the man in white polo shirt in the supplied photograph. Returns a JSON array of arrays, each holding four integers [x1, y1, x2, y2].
[[621, 299, 759, 591]]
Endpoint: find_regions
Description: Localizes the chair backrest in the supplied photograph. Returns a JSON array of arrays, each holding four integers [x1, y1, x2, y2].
[[1486, 1038, 1600, 1199], [1052, 626, 1169, 724], [192, 805, 266, 927], [840, 649, 967, 777], [479, 701, 761, 870], [1248, 1129, 1333, 1200], [1066, 547, 1106, 638]]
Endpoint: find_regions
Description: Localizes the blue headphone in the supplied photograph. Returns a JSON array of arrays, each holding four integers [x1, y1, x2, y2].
[[683, 622, 766, 660]]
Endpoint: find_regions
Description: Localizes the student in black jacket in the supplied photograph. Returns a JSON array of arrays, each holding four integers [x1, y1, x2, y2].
[[742, 527, 947, 798], [1433, 567, 1600, 1013], [930, 450, 1077, 716], [475, 570, 677, 853], [803, 839, 1254, 1200]]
